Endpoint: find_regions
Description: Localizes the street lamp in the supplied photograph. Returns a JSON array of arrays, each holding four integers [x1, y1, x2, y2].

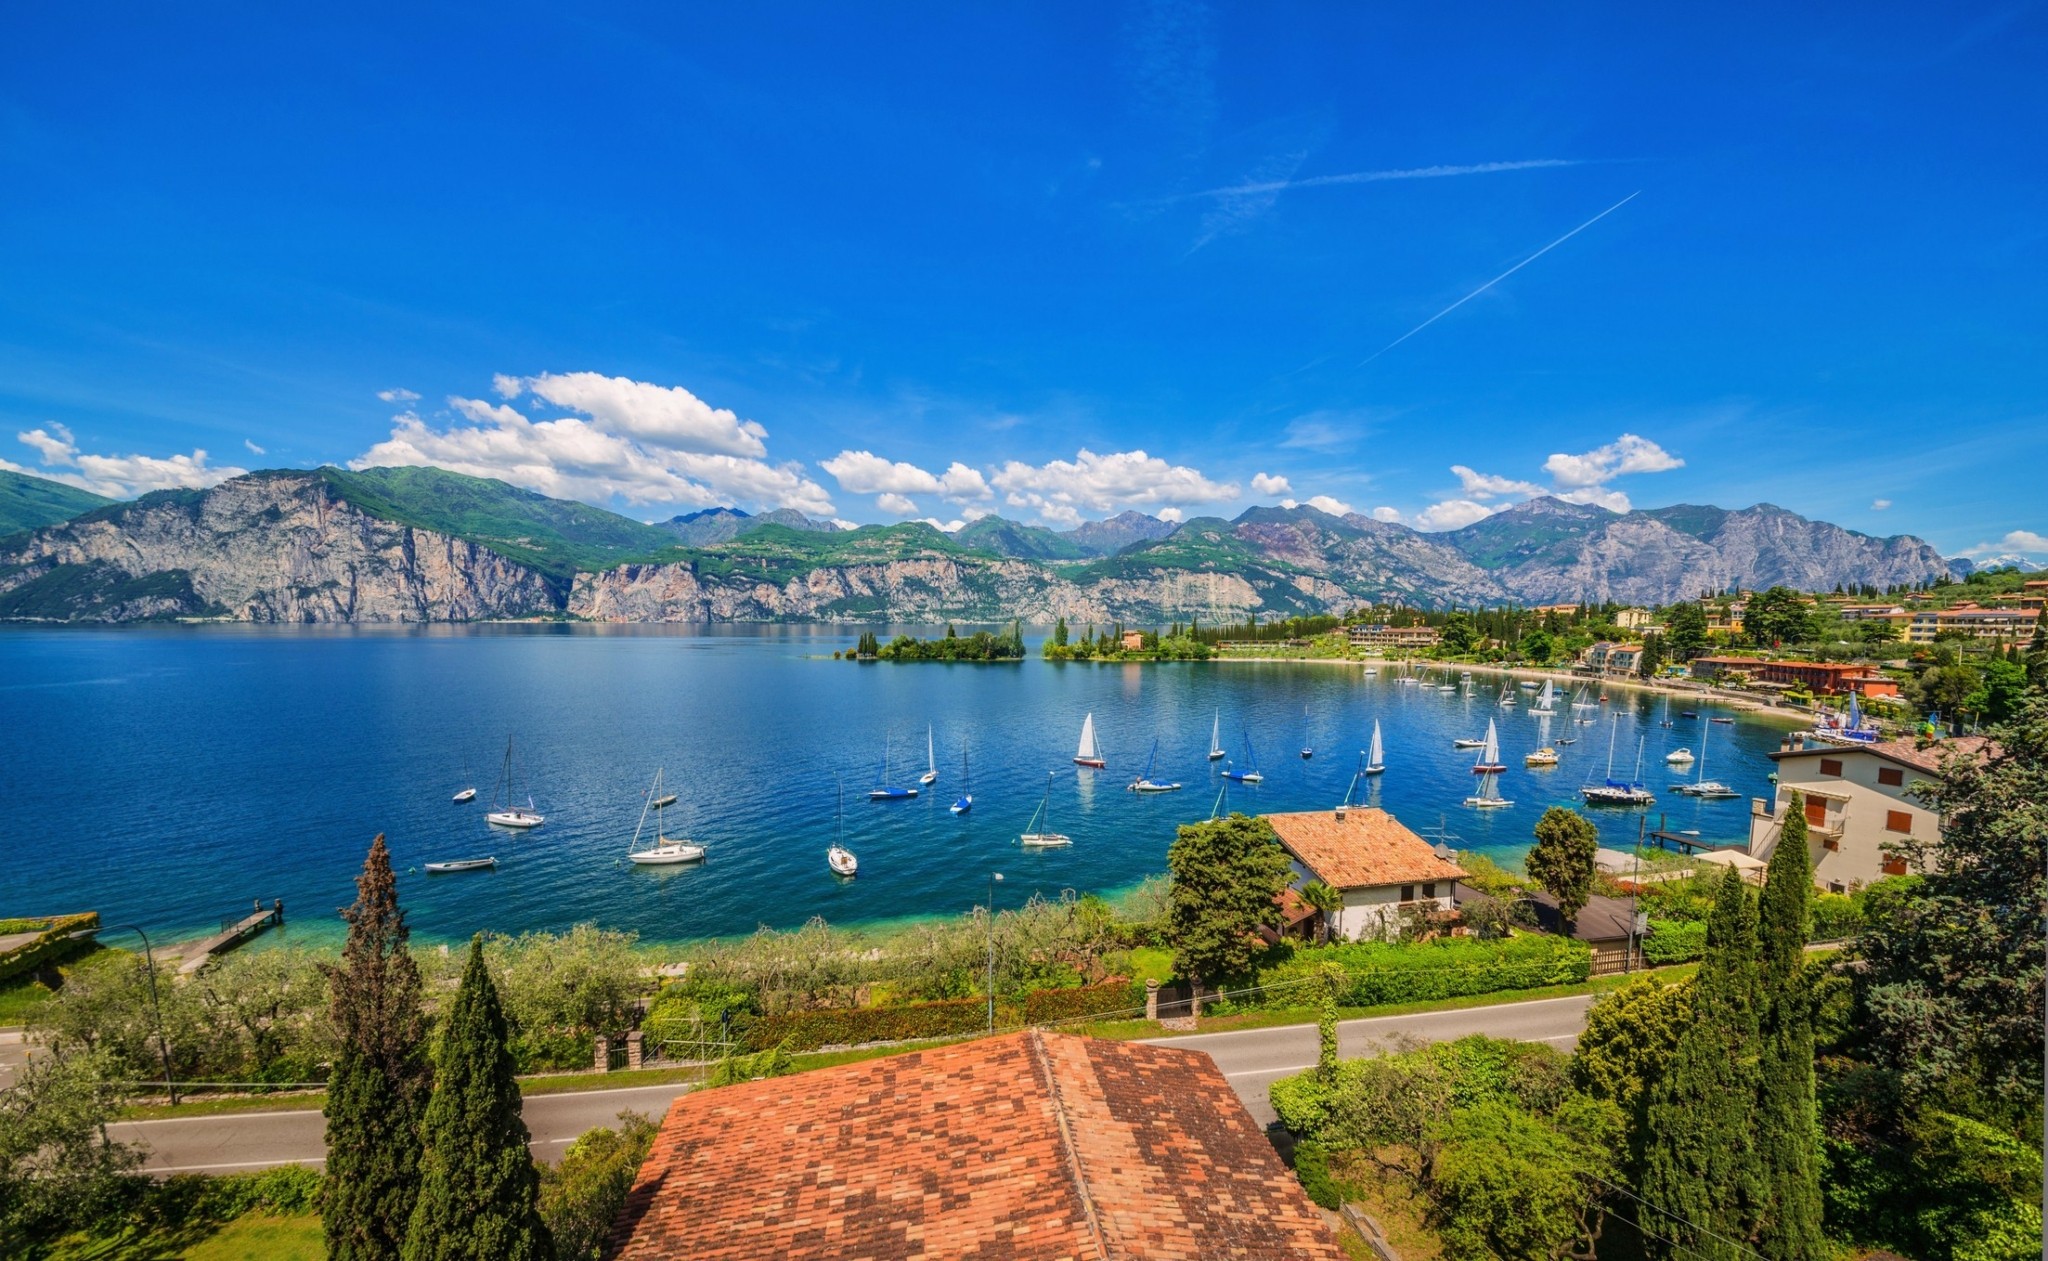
[[986, 873, 1004, 1033], [87, 925, 179, 1105]]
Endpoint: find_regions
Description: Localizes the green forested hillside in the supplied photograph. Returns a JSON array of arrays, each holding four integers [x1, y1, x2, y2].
[[0, 469, 115, 536]]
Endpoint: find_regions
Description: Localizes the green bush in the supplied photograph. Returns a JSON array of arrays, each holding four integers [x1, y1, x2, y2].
[[1807, 890, 1864, 942], [1643, 919, 1706, 965], [1024, 979, 1142, 1025], [539, 1114, 659, 1261], [737, 996, 987, 1052], [1259, 934, 1591, 1009], [0, 912, 100, 983], [1270, 1062, 1357, 1135], [509, 1028, 596, 1074], [1292, 1140, 1341, 1210]]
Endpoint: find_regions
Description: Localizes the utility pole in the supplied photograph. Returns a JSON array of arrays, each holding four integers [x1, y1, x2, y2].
[[89, 925, 179, 1105], [986, 873, 1004, 1033]]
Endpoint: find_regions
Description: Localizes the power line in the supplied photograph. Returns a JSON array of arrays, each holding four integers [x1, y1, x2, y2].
[[1583, 1171, 1773, 1261]]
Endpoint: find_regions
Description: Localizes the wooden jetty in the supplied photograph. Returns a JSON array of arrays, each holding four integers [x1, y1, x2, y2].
[[1641, 813, 1734, 855], [177, 901, 284, 976]]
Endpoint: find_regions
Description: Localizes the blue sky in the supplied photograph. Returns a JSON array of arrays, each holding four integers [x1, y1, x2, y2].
[[1, 3, 2042, 558]]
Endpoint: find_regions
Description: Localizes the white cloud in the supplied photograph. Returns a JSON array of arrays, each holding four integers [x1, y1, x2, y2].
[[1960, 530, 2048, 557], [1452, 465, 1545, 500], [354, 375, 835, 516], [1251, 472, 1292, 496], [876, 492, 919, 516], [1306, 495, 1353, 516], [377, 388, 420, 404], [990, 448, 1237, 525], [918, 517, 967, 533], [820, 451, 992, 505], [1871, 498, 1892, 511], [1279, 411, 1367, 452], [1157, 507, 1186, 523], [243, 439, 266, 456], [3, 424, 246, 499], [1555, 485, 1633, 512], [1413, 499, 1500, 531], [1542, 433, 1682, 489], [1370, 506, 1402, 523], [501, 371, 769, 458]]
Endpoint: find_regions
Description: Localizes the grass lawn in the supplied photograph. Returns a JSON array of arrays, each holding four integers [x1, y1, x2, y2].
[[0, 945, 131, 1026], [41, 1213, 323, 1260]]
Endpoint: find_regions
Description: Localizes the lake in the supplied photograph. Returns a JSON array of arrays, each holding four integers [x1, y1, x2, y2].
[[0, 625, 1790, 946]]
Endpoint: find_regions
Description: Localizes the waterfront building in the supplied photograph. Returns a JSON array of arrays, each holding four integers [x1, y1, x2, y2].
[[1265, 807, 1466, 943], [1614, 607, 1654, 629], [1346, 623, 1441, 650], [1903, 603, 2038, 643], [1749, 735, 1988, 893], [608, 1030, 1345, 1260], [1582, 641, 1644, 676], [1688, 656, 1874, 694]]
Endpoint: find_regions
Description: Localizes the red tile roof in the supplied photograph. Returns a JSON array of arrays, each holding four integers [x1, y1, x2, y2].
[[610, 1030, 1345, 1261], [1773, 734, 1993, 774], [1264, 808, 1467, 892]]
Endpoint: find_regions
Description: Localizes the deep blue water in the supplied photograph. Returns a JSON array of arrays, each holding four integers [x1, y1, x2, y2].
[[1, 626, 1791, 945]]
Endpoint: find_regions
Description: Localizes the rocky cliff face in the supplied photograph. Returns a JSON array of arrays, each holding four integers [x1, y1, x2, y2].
[[0, 472, 1959, 624], [0, 474, 558, 622]]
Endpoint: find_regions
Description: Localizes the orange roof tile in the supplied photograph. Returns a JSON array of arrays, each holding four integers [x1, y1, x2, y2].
[[610, 1030, 1345, 1261], [1265, 808, 1466, 892]]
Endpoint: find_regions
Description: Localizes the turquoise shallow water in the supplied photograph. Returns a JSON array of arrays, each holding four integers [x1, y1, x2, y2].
[[0, 625, 1785, 945]]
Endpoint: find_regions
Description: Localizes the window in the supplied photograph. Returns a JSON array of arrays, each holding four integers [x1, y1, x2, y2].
[[1804, 798, 1829, 828], [1885, 810, 1912, 834], [1882, 858, 1909, 877], [1423, 882, 1437, 899], [1878, 767, 1904, 787], [1828, 882, 1847, 895], [1400, 884, 1415, 902], [1819, 758, 1843, 776]]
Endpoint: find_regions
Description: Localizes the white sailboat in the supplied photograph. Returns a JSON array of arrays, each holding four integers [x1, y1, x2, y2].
[[1463, 722, 1512, 809], [827, 779, 857, 876], [920, 725, 939, 786], [1673, 720, 1739, 798], [452, 787, 476, 804], [1363, 719, 1385, 776], [1534, 680, 1556, 715], [627, 767, 705, 865], [425, 857, 495, 873], [951, 744, 973, 815], [485, 736, 544, 829], [1073, 713, 1106, 768], [1020, 772, 1072, 847], [1581, 720, 1654, 806], [1207, 711, 1226, 761]]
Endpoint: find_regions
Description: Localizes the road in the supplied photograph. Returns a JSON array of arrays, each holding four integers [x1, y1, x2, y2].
[[112, 992, 1595, 1173]]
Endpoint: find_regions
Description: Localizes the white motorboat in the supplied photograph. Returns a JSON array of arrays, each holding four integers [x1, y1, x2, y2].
[[424, 857, 496, 873], [486, 735, 544, 828], [628, 768, 704, 865], [1020, 772, 1073, 847], [1452, 737, 1486, 750], [1665, 749, 1695, 765]]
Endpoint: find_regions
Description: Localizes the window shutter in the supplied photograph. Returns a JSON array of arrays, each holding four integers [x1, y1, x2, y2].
[[1819, 758, 1843, 776], [1804, 798, 1829, 828], [1885, 810, 1912, 834]]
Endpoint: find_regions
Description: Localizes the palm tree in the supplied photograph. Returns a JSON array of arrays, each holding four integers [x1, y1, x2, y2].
[[1297, 880, 1343, 945]]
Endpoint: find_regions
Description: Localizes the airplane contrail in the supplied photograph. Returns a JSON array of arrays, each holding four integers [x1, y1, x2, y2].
[[1363, 190, 1641, 365]]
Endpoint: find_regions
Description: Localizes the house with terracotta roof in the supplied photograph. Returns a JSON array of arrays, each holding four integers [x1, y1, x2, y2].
[[1263, 808, 1467, 943], [1749, 735, 1989, 892], [607, 1029, 1346, 1261]]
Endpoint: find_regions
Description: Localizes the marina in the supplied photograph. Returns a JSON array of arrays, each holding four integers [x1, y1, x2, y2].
[[3, 624, 1797, 944]]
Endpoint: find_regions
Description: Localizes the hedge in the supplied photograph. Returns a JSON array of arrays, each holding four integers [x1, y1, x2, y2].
[[1024, 978, 1143, 1025], [1643, 920, 1706, 966], [0, 911, 100, 984], [1257, 934, 1592, 1010], [737, 996, 988, 1052], [1808, 891, 1864, 943]]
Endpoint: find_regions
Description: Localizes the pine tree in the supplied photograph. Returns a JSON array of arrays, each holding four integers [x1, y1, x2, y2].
[[1638, 865, 1761, 1259], [322, 835, 429, 1261], [1753, 795, 1823, 1260], [403, 937, 553, 1261]]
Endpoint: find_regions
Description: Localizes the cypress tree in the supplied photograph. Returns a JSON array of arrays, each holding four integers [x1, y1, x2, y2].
[[1753, 795, 1823, 1260], [1638, 865, 1761, 1259], [404, 937, 553, 1261], [322, 835, 430, 1261]]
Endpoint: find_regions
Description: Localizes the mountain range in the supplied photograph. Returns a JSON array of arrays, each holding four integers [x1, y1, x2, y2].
[[0, 465, 1958, 623]]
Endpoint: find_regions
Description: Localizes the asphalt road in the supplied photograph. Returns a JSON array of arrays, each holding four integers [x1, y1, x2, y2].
[[112, 992, 1596, 1173]]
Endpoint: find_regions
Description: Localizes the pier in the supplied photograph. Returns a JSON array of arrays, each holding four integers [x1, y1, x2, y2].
[[177, 900, 284, 976]]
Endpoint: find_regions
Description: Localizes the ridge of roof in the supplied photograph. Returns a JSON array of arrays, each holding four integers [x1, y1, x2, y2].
[[1030, 1029, 1111, 1261]]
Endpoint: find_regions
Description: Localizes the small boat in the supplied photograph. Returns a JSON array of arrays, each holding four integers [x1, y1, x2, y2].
[[1665, 749, 1695, 765], [1671, 719, 1740, 798], [1519, 680, 1540, 690], [1221, 726, 1263, 783], [1207, 711, 1226, 761], [919, 725, 939, 786], [951, 745, 973, 815], [424, 857, 496, 874], [1580, 722, 1654, 806], [1452, 737, 1486, 750], [452, 787, 476, 804], [1680, 710, 1698, 719], [1557, 737, 1578, 745], [1128, 738, 1183, 793], [1533, 680, 1557, 714], [1710, 716, 1736, 725], [828, 780, 857, 875], [1525, 747, 1559, 766], [1073, 713, 1106, 769], [627, 768, 705, 865], [1497, 689, 1516, 709], [1019, 772, 1072, 847], [1470, 718, 1507, 774], [1363, 719, 1385, 776], [485, 735, 545, 828], [868, 735, 918, 800]]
